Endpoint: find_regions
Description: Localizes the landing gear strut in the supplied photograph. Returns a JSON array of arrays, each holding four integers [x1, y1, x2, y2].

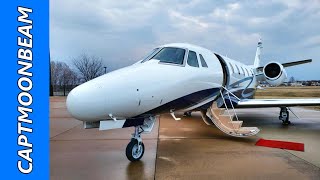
[[183, 111, 192, 117], [126, 126, 145, 162], [279, 107, 290, 125]]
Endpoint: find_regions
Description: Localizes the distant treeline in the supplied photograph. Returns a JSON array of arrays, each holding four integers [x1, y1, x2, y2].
[[50, 53, 105, 96]]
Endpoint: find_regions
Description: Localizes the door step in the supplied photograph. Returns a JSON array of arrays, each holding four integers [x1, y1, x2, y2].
[[207, 102, 260, 137]]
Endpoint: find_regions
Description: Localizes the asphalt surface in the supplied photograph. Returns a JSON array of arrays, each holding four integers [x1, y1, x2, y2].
[[50, 97, 320, 180]]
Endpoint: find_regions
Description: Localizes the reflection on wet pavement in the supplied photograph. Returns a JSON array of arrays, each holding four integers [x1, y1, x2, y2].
[[50, 97, 320, 180]]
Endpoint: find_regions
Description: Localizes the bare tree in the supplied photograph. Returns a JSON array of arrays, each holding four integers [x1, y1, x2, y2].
[[60, 64, 79, 95], [73, 54, 104, 82], [289, 76, 295, 83], [50, 61, 59, 86], [50, 54, 54, 96], [50, 61, 54, 96], [51, 61, 79, 95]]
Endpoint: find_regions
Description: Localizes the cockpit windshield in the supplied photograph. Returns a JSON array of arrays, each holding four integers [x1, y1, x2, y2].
[[141, 48, 160, 63], [151, 47, 186, 65]]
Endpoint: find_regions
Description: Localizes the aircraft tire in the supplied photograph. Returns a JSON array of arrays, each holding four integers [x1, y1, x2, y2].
[[126, 140, 145, 162]]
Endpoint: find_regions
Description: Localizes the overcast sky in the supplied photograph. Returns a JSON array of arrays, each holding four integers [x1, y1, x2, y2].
[[50, 0, 320, 80]]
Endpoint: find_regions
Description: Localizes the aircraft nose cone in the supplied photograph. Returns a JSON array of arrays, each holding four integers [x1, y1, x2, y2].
[[66, 85, 87, 121], [66, 82, 106, 121], [66, 86, 80, 119]]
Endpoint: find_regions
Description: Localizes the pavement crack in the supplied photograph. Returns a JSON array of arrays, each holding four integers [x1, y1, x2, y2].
[[154, 116, 161, 180], [283, 149, 320, 169], [50, 124, 81, 139]]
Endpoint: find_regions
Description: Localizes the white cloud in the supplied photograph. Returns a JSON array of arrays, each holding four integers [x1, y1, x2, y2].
[[50, 0, 320, 79], [210, 2, 241, 21], [300, 35, 320, 48], [169, 10, 209, 30]]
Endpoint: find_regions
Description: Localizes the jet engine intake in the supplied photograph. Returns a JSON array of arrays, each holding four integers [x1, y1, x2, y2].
[[263, 62, 287, 86]]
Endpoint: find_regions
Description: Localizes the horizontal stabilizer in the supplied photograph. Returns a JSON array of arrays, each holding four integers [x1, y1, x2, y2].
[[256, 59, 312, 71]]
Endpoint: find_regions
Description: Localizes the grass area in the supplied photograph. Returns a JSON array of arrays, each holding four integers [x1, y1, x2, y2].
[[255, 86, 320, 110]]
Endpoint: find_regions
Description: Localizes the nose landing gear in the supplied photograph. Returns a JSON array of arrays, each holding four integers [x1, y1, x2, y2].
[[125, 116, 156, 161], [279, 107, 290, 125], [126, 126, 145, 161]]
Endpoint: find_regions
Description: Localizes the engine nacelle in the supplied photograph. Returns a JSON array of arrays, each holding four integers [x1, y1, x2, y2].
[[263, 62, 287, 86]]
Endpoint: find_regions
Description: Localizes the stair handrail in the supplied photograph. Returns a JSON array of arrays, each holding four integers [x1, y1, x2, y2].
[[220, 86, 241, 101], [226, 92, 239, 121], [219, 90, 233, 122], [220, 90, 232, 116], [219, 90, 239, 131], [221, 86, 239, 121]]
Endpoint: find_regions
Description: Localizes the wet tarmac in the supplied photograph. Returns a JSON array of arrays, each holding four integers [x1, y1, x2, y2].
[[50, 97, 320, 180]]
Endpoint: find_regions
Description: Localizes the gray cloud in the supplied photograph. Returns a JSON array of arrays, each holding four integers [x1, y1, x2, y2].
[[50, 0, 320, 80]]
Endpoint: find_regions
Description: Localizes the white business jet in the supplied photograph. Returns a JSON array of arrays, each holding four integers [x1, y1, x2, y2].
[[66, 40, 320, 161]]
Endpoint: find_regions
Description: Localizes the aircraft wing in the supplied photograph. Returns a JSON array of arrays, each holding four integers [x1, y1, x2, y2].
[[235, 98, 320, 108], [256, 59, 312, 71]]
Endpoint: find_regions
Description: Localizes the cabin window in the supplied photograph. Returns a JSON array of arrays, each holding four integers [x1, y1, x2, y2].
[[245, 69, 250, 76], [152, 47, 186, 65], [241, 67, 245, 75], [199, 54, 208, 68], [228, 62, 234, 73], [235, 64, 240, 74], [187, 51, 199, 67], [141, 48, 160, 63]]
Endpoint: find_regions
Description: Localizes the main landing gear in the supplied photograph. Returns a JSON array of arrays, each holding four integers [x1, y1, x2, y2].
[[126, 126, 145, 162], [183, 111, 192, 117], [279, 107, 290, 125]]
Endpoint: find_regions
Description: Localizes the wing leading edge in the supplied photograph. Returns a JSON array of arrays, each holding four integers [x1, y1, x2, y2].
[[235, 98, 320, 108]]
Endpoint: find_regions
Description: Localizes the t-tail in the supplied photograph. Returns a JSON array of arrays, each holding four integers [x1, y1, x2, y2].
[[252, 38, 312, 86], [254, 39, 262, 68]]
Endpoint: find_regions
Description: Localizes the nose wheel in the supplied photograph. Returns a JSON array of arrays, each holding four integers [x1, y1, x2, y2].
[[126, 126, 145, 161]]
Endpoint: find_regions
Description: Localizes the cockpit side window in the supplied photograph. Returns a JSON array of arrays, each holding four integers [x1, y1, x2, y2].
[[187, 51, 199, 67], [141, 48, 160, 63], [152, 47, 185, 65], [199, 54, 208, 68]]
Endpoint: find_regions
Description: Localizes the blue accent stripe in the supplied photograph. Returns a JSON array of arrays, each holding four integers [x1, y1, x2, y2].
[[138, 88, 220, 116]]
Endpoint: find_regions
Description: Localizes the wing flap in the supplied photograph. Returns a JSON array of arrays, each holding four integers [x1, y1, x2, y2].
[[235, 98, 320, 108]]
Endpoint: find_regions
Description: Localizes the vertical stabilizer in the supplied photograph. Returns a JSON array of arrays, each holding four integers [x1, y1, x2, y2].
[[254, 39, 263, 68]]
